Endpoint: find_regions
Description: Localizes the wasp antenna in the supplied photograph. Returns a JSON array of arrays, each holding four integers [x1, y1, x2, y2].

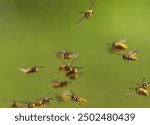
[[89, 0, 95, 10]]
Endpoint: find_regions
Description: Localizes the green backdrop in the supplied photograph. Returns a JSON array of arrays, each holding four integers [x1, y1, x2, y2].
[[0, 0, 150, 108]]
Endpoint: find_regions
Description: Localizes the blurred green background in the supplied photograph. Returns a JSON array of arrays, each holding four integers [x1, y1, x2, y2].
[[0, 0, 150, 108]]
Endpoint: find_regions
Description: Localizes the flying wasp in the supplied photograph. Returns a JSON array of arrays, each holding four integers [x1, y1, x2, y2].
[[19, 65, 44, 74], [58, 62, 72, 73], [135, 78, 150, 89], [1, 99, 25, 108], [66, 91, 87, 105], [56, 50, 78, 61], [120, 49, 138, 61], [56, 91, 70, 102], [27, 96, 53, 108], [111, 38, 128, 52], [126, 86, 150, 96], [65, 66, 83, 80], [14, 95, 54, 108], [51, 80, 71, 88], [76, 0, 95, 24]]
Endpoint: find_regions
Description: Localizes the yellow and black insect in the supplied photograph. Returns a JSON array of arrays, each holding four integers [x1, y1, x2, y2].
[[135, 86, 150, 96], [125, 78, 150, 97], [19, 66, 44, 74], [56, 91, 70, 102], [66, 91, 87, 105], [121, 49, 138, 61], [51, 80, 71, 88], [58, 63, 72, 73], [125, 87, 149, 96], [136, 78, 150, 89], [12, 96, 54, 108], [65, 66, 83, 80], [27, 96, 53, 108], [2, 99, 25, 108], [76, 0, 95, 24], [111, 38, 128, 51], [56, 50, 78, 60]]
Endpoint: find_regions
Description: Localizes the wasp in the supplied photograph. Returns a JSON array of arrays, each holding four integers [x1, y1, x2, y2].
[[66, 91, 87, 105], [56, 50, 78, 60], [14, 96, 54, 108], [27, 96, 53, 108], [120, 49, 138, 61], [76, 0, 95, 24], [19, 65, 44, 74], [58, 63, 72, 72], [65, 66, 83, 80], [51, 80, 71, 88], [1, 99, 24, 108], [126, 86, 150, 96], [135, 86, 150, 96], [111, 38, 128, 51], [135, 78, 150, 89], [56, 91, 70, 102]]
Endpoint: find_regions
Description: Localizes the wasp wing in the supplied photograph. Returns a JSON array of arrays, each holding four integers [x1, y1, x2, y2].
[[119, 38, 126, 43], [76, 16, 85, 24], [89, 0, 95, 10], [127, 49, 137, 56], [19, 67, 31, 73]]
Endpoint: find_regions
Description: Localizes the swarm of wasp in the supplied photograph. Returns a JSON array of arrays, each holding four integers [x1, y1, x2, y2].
[[119, 49, 138, 61], [19, 65, 44, 74], [76, 0, 95, 24], [111, 38, 128, 52], [51, 80, 71, 88], [65, 91, 87, 105], [58, 54, 83, 80]]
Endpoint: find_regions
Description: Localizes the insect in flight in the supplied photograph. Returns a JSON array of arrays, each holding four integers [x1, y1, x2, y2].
[[27, 96, 53, 108], [12, 95, 54, 108], [65, 91, 87, 105], [56, 50, 78, 60], [126, 81, 150, 96], [111, 38, 128, 52], [56, 91, 70, 102], [51, 80, 71, 88], [1, 99, 25, 108], [58, 62, 72, 73], [19, 65, 44, 74], [120, 49, 138, 61], [65, 66, 83, 80], [135, 78, 150, 89], [76, 0, 95, 24], [134, 86, 150, 96]]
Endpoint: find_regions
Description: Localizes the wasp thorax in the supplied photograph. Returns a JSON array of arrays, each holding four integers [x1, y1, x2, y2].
[[85, 10, 93, 19]]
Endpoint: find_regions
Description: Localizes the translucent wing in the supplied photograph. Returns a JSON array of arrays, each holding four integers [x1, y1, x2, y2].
[[76, 15, 86, 24], [19, 67, 31, 73], [89, 0, 95, 10], [119, 38, 126, 43], [127, 49, 137, 56]]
